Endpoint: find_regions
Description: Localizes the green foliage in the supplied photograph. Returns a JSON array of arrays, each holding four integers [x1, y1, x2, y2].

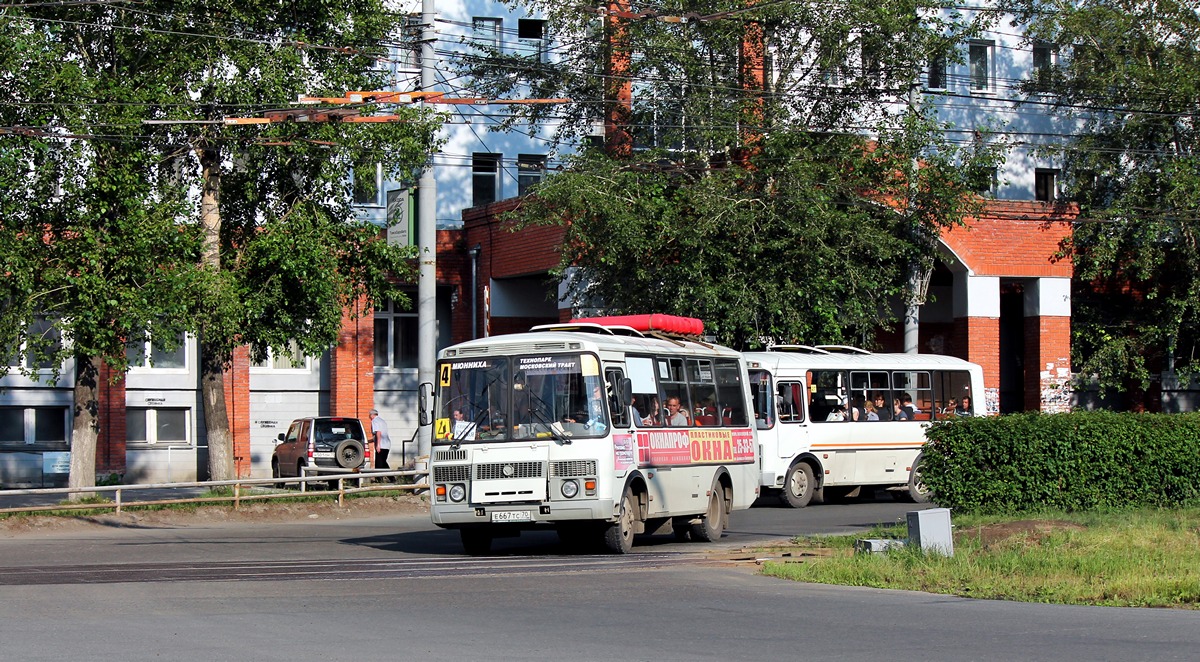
[[1, 1, 441, 373], [509, 128, 996, 348], [476, 1, 999, 347], [923, 412, 1200, 514], [1002, 0, 1200, 392]]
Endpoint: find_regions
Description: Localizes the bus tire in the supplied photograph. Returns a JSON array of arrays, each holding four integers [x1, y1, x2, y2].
[[907, 454, 932, 504], [460, 528, 493, 556], [691, 487, 726, 542], [781, 463, 815, 508], [603, 487, 637, 554]]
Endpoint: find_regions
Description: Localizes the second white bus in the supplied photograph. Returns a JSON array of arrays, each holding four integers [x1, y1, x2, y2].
[[743, 346, 985, 506]]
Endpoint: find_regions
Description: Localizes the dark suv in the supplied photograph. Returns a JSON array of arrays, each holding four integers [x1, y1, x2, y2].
[[271, 416, 369, 479]]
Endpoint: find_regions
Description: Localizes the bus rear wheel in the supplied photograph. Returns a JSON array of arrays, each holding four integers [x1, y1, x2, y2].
[[781, 463, 815, 508], [691, 487, 726, 542], [906, 454, 932, 503], [603, 488, 636, 554]]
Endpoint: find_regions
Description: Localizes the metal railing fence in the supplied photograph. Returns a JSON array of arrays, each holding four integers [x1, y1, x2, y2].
[[0, 468, 429, 515]]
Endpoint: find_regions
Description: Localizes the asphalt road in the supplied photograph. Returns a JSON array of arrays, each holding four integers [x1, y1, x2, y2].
[[1, 497, 1198, 661]]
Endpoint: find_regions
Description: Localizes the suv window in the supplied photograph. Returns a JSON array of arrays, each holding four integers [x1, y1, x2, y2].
[[313, 419, 365, 443]]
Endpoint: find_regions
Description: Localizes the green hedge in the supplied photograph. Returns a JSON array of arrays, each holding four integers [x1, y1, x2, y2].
[[922, 411, 1200, 514]]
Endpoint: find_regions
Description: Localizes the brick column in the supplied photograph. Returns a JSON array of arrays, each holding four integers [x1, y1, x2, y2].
[[952, 274, 1000, 415], [1023, 277, 1072, 412], [330, 297, 376, 420], [95, 364, 126, 476], [223, 345, 252, 478]]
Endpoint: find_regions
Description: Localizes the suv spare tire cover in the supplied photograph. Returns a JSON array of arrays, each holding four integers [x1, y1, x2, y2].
[[334, 439, 365, 468]]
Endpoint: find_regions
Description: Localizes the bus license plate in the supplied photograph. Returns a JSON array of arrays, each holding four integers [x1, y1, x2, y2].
[[491, 510, 532, 523]]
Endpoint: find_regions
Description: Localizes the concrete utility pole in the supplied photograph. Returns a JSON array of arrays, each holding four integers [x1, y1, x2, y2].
[[416, 0, 437, 471], [904, 81, 924, 355]]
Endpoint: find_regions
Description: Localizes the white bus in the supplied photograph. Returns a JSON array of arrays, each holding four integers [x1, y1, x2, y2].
[[429, 315, 759, 554], [743, 346, 985, 507]]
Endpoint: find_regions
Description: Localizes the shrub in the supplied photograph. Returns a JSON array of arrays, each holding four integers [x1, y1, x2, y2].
[[922, 412, 1200, 514]]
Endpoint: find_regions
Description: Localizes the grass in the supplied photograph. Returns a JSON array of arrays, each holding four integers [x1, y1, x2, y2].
[[761, 507, 1200, 609]]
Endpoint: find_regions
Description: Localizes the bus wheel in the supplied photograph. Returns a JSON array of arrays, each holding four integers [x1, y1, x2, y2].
[[781, 463, 815, 508], [907, 455, 932, 503], [603, 488, 636, 554], [691, 487, 726, 542], [460, 528, 493, 556]]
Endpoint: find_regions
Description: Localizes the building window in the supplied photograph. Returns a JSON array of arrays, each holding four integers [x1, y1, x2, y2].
[[353, 162, 382, 206], [969, 41, 993, 92], [251, 339, 311, 371], [518, 19, 547, 62], [927, 54, 946, 90], [517, 154, 546, 196], [7, 318, 63, 371], [375, 298, 417, 370], [472, 17, 501, 50], [127, 332, 187, 370], [1032, 42, 1055, 91], [472, 153, 500, 207], [817, 36, 846, 86], [1035, 168, 1059, 202], [973, 167, 998, 196], [0, 407, 68, 446], [127, 408, 190, 446]]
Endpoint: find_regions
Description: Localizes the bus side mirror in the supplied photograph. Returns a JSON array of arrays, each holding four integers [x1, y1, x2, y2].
[[418, 382, 434, 427], [617, 378, 631, 410]]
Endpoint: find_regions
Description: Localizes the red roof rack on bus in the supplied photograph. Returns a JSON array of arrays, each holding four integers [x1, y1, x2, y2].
[[535, 314, 700, 335], [769, 344, 872, 355], [569, 314, 704, 336]]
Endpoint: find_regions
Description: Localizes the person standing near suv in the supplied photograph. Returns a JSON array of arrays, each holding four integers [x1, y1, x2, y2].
[[369, 409, 391, 470]]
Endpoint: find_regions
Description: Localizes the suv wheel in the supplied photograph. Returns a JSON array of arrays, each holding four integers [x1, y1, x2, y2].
[[334, 439, 365, 468]]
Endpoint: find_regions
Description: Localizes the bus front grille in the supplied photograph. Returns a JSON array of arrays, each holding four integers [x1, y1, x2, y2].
[[434, 465, 470, 482], [551, 460, 597, 477], [476, 461, 543, 480]]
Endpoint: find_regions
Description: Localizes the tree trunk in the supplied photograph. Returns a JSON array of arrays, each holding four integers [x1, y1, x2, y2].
[[68, 355, 101, 501], [201, 344, 234, 481], [197, 143, 235, 481]]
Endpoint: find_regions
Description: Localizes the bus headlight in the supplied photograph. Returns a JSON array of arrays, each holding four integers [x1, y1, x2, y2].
[[449, 483, 466, 502], [560, 479, 580, 499]]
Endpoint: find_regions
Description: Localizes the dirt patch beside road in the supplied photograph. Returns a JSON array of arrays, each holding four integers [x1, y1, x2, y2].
[[0, 494, 429, 537]]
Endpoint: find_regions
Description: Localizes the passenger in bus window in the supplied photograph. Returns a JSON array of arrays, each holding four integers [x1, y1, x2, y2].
[[956, 396, 974, 417], [664, 397, 689, 426], [872, 393, 891, 421], [825, 404, 847, 421], [849, 397, 865, 421], [901, 393, 919, 416], [633, 395, 660, 427], [863, 400, 880, 421], [892, 399, 911, 421], [942, 398, 959, 418]]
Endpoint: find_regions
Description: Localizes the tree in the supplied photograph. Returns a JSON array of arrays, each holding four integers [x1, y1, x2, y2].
[[464, 0, 1001, 347], [1004, 0, 1200, 399], [2, 2, 441, 484], [134, 0, 443, 480], [0, 11, 204, 494]]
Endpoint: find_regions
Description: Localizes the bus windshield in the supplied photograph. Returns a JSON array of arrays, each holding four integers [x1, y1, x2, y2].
[[436, 353, 609, 443]]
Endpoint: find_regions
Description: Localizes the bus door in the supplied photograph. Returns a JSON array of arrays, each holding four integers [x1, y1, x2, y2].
[[774, 378, 808, 459]]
